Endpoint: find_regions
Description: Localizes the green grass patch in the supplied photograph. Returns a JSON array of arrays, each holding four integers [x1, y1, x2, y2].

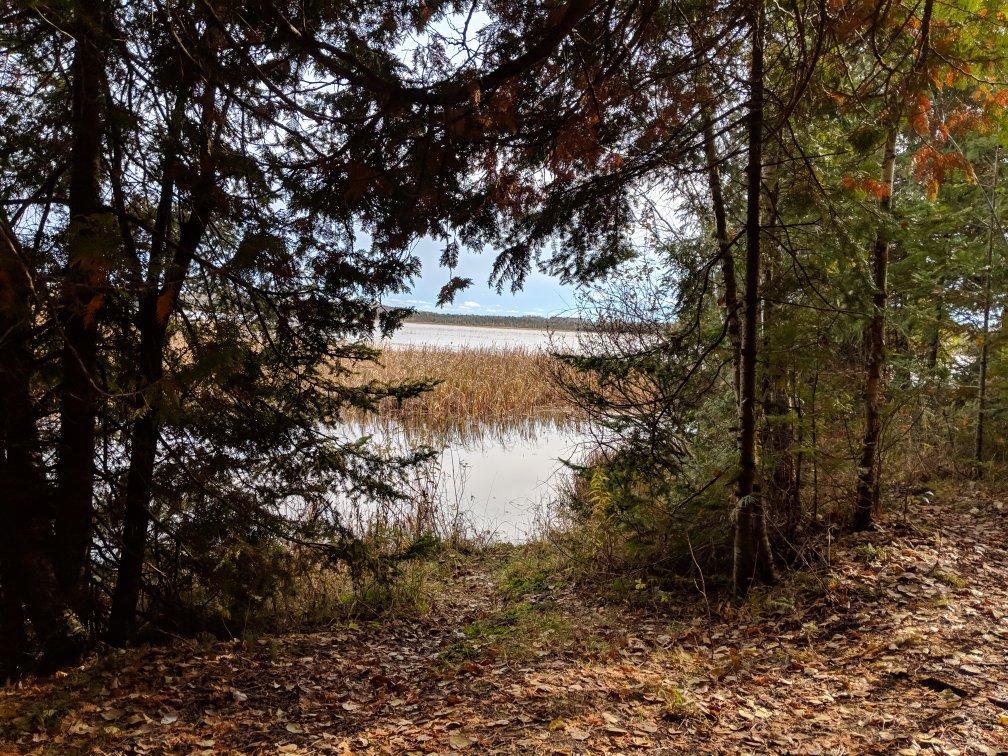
[[440, 600, 609, 665], [932, 569, 966, 589], [496, 545, 563, 601]]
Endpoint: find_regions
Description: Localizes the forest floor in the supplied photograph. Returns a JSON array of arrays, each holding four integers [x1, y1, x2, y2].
[[3, 487, 1008, 754]]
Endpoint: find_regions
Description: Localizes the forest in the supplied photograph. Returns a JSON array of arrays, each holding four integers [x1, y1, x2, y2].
[[3, 0, 1008, 751]]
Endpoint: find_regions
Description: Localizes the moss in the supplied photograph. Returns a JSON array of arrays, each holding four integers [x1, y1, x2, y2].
[[932, 569, 966, 589], [852, 543, 877, 563]]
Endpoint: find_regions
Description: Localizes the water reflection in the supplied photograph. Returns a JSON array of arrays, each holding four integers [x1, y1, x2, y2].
[[364, 424, 583, 543], [347, 323, 587, 541]]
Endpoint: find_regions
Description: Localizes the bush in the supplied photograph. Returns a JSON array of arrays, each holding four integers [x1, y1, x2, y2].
[[552, 444, 735, 591]]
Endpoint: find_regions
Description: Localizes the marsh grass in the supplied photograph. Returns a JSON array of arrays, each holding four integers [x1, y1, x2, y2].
[[259, 344, 588, 631], [273, 557, 444, 625], [341, 345, 580, 441]]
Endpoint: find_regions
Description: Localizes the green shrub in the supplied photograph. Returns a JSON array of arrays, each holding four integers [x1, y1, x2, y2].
[[553, 444, 735, 591]]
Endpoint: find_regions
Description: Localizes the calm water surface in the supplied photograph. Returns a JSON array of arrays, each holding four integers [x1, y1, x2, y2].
[[384, 322, 579, 351], [427, 427, 581, 542]]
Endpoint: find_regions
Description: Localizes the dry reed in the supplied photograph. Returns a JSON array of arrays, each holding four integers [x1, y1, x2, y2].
[[341, 345, 578, 440]]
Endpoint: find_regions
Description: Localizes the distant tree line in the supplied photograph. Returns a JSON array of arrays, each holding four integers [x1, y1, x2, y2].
[[406, 310, 583, 332]]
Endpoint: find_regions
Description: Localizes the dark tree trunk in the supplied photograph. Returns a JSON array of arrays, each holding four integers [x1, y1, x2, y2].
[[0, 222, 36, 672], [733, 0, 775, 595], [106, 323, 161, 646], [108, 76, 215, 645], [106, 90, 183, 646], [702, 115, 742, 401], [0, 220, 86, 670], [853, 0, 933, 528], [853, 127, 897, 530], [54, 0, 110, 600]]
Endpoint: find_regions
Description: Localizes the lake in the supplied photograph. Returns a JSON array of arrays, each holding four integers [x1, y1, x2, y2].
[[384, 321, 580, 351], [370, 425, 582, 543]]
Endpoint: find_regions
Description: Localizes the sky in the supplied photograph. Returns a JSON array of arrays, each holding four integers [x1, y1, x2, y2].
[[383, 236, 580, 317]]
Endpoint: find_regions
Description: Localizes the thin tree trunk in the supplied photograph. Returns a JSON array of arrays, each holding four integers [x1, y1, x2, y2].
[[758, 158, 797, 541], [702, 115, 742, 401], [810, 365, 819, 523], [106, 91, 184, 646], [733, 0, 775, 594], [788, 369, 803, 542], [0, 222, 36, 672], [54, 0, 110, 600], [106, 340, 160, 646], [853, 127, 897, 530], [974, 146, 1000, 476], [108, 72, 217, 645]]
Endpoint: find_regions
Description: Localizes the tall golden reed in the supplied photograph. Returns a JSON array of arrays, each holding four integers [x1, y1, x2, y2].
[[341, 345, 578, 441]]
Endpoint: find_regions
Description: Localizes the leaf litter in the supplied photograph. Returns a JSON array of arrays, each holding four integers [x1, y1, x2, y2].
[[2, 493, 1008, 753]]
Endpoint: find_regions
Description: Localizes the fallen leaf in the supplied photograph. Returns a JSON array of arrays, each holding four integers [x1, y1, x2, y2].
[[449, 733, 475, 749]]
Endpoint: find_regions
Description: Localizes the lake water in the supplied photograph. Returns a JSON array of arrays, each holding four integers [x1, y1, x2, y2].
[[409, 426, 582, 542], [384, 322, 580, 351], [348, 424, 584, 544]]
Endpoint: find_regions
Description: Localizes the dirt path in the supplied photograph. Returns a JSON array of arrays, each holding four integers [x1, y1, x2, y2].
[[3, 490, 1008, 754]]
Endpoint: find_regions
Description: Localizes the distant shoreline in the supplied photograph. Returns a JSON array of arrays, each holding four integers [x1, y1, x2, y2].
[[405, 310, 583, 332]]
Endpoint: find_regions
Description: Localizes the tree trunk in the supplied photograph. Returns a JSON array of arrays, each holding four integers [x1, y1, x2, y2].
[[108, 74, 216, 645], [733, 0, 775, 595], [106, 332, 160, 646], [54, 0, 110, 601], [853, 127, 897, 530], [702, 115, 742, 402], [0, 220, 86, 670], [757, 159, 798, 543], [0, 223, 36, 672], [787, 369, 803, 542], [974, 146, 1000, 476]]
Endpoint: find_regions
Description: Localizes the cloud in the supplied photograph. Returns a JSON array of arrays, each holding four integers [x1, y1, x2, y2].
[[460, 300, 482, 309]]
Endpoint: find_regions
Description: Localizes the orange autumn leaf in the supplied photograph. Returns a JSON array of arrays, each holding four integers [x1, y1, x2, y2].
[[840, 175, 890, 199], [908, 94, 931, 137], [912, 145, 976, 199], [83, 293, 104, 328]]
